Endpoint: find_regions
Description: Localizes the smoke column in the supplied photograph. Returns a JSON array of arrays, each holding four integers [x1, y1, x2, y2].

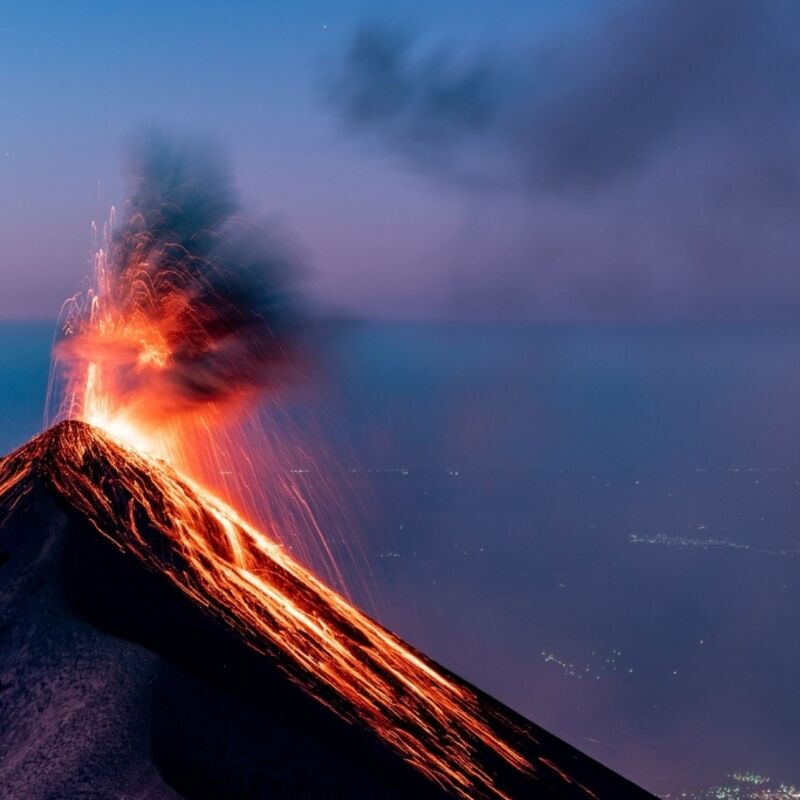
[[46, 132, 373, 592]]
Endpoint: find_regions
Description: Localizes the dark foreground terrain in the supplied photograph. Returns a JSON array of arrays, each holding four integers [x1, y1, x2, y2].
[[0, 422, 654, 799]]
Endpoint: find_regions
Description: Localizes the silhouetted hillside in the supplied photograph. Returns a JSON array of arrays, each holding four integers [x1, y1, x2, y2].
[[0, 422, 655, 799]]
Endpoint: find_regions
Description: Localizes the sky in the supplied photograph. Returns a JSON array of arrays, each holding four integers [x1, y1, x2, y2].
[[1, 0, 798, 321]]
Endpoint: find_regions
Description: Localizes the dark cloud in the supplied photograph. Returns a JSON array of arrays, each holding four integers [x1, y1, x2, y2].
[[511, 0, 788, 191], [327, 2, 800, 319], [329, 25, 507, 191], [117, 130, 300, 404], [330, 2, 800, 193], [330, 25, 501, 183]]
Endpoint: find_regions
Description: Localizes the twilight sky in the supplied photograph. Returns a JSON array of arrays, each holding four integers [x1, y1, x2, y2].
[[1, 0, 798, 321]]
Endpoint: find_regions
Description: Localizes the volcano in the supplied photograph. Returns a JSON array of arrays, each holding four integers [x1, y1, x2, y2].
[[0, 421, 655, 799]]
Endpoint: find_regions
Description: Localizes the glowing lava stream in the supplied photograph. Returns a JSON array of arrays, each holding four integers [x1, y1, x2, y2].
[[0, 421, 561, 800]]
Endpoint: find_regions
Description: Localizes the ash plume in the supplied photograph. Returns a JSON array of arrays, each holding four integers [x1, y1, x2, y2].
[[56, 130, 300, 420], [326, 2, 800, 320], [328, 2, 800, 194]]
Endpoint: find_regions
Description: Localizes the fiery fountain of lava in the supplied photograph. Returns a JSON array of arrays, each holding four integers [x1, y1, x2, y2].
[[47, 132, 356, 592]]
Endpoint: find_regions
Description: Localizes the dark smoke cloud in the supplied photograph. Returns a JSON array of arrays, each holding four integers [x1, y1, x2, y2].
[[57, 131, 301, 419], [329, 25, 502, 188], [328, 2, 800, 319], [330, 2, 800, 193], [114, 130, 300, 406]]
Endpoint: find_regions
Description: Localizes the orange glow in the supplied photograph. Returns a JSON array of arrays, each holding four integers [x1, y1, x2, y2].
[[0, 421, 552, 800], [46, 212, 354, 592]]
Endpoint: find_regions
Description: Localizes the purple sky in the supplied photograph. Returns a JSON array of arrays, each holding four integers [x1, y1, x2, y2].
[[1, 0, 798, 321]]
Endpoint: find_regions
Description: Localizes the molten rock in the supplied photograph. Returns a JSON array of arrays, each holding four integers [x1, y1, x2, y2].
[[0, 422, 654, 799]]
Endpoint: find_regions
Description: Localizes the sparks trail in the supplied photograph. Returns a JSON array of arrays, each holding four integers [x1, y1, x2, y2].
[[0, 421, 554, 800], [45, 133, 357, 587], [51, 130, 297, 443]]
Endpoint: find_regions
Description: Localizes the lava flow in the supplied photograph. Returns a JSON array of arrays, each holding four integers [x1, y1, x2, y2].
[[0, 421, 559, 800], [47, 132, 354, 591], [14, 135, 642, 799]]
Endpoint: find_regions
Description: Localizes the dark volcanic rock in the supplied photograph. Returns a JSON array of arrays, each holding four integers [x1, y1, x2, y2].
[[0, 464, 444, 799], [0, 423, 656, 799]]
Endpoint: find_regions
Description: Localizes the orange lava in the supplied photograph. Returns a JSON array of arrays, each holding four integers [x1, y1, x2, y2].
[[1, 421, 544, 800]]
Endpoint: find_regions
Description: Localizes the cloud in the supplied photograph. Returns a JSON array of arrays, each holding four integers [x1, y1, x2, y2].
[[329, 25, 503, 187], [327, 2, 800, 319]]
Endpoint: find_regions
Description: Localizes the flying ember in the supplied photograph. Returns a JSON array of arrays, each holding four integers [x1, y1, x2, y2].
[[49, 131, 297, 468]]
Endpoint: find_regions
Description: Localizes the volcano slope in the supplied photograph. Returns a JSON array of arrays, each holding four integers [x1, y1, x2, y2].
[[0, 421, 655, 799]]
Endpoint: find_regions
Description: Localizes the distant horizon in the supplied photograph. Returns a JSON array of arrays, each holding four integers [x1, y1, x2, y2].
[[10, 315, 800, 328]]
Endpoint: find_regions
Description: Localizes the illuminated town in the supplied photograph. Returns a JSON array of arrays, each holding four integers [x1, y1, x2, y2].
[[663, 773, 800, 800]]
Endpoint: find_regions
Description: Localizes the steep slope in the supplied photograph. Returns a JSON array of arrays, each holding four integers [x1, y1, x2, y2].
[[0, 422, 655, 799]]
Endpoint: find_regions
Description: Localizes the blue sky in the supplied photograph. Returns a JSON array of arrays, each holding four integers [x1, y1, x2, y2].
[[0, 0, 567, 318], [1, 1, 797, 321]]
